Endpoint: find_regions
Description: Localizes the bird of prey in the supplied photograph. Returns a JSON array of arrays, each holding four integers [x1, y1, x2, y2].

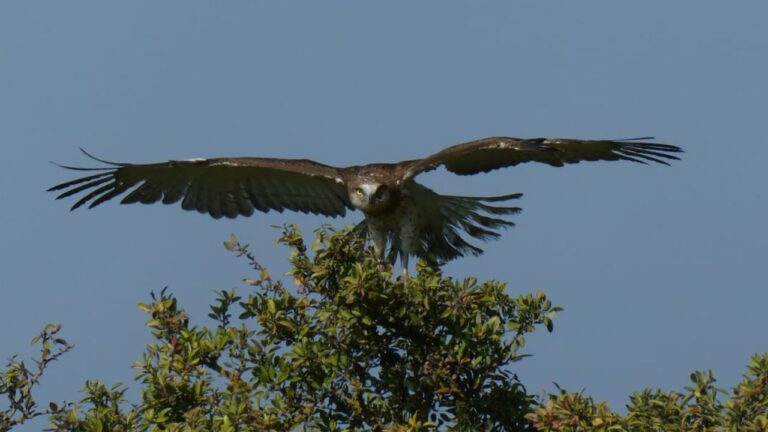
[[49, 136, 681, 270]]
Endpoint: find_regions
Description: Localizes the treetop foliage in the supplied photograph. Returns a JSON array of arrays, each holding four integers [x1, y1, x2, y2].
[[2, 225, 766, 431]]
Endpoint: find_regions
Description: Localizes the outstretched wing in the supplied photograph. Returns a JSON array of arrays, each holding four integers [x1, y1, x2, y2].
[[401, 136, 682, 179], [48, 149, 353, 219]]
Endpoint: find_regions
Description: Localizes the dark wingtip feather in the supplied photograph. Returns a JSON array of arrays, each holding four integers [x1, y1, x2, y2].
[[54, 176, 113, 200], [617, 155, 648, 164], [49, 160, 113, 172], [47, 172, 113, 192], [622, 151, 669, 165], [639, 143, 684, 153], [625, 140, 684, 155], [70, 183, 117, 210], [78, 148, 129, 167], [617, 136, 655, 141], [630, 147, 682, 161], [476, 192, 523, 202]]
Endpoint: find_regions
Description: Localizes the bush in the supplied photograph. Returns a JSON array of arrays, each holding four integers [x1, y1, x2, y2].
[[2, 225, 559, 431], [527, 357, 768, 432]]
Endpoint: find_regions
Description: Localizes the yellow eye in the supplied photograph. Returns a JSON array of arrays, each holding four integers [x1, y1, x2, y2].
[[354, 188, 364, 197]]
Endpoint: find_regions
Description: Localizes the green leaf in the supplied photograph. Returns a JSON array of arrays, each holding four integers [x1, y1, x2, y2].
[[223, 234, 238, 251]]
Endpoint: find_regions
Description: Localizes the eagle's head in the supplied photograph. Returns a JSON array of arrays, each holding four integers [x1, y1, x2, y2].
[[348, 181, 396, 215]]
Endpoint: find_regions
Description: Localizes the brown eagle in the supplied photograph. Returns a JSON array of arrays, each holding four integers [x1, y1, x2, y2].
[[49, 136, 681, 269]]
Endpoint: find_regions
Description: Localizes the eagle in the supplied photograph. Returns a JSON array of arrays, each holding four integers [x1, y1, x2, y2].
[[49, 136, 681, 270]]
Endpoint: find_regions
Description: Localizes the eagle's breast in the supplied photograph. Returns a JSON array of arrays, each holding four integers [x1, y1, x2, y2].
[[362, 181, 432, 261]]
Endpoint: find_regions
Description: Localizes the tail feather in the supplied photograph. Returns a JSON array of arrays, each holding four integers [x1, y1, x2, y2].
[[353, 192, 522, 268], [427, 192, 522, 264], [470, 214, 516, 230]]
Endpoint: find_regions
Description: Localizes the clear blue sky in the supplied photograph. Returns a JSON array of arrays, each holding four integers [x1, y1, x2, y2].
[[2, 1, 766, 427]]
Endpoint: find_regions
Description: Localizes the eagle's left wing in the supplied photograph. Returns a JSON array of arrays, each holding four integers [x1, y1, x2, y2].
[[48, 149, 353, 219], [400, 136, 682, 179]]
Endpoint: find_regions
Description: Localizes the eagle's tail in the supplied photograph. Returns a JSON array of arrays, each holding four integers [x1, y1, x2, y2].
[[425, 193, 522, 265], [353, 192, 522, 267]]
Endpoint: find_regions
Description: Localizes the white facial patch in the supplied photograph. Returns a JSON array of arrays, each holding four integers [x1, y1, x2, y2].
[[360, 183, 379, 197]]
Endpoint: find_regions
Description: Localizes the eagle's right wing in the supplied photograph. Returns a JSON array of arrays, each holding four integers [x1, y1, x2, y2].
[[400, 136, 682, 179], [49, 149, 353, 219]]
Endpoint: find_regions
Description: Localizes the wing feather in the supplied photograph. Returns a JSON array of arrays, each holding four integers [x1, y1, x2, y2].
[[314, 183, 339, 216], [90, 182, 134, 208], [72, 183, 117, 210], [182, 178, 207, 213], [121, 181, 152, 205], [54, 176, 114, 200], [207, 183, 223, 219], [48, 171, 112, 192], [160, 180, 189, 204], [262, 177, 286, 212], [140, 182, 165, 204], [49, 153, 353, 218], [222, 189, 240, 219], [234, 181, 255, 217], [244, 177, 270, 212], [401, 136, 682, 178]]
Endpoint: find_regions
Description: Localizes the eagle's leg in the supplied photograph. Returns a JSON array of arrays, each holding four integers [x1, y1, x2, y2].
[[400, 252, 410, 283], [397, 231, 417, 283], [369, 225, 388, 266]]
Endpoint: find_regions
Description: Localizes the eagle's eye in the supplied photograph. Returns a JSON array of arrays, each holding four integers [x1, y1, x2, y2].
[[354, 188, 364, 197]]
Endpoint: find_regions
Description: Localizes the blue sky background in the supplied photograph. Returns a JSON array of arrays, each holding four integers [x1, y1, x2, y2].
[[2, 1, 767, 428]]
